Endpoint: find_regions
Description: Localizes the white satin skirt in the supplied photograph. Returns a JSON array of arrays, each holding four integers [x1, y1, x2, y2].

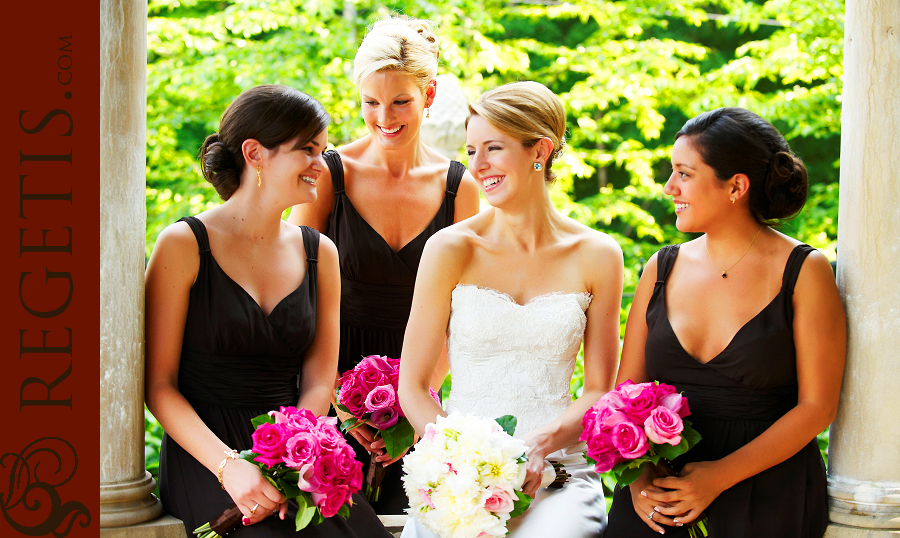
[[399, 447, 607, 538]]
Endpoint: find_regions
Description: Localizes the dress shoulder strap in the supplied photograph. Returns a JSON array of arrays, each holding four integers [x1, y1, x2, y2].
[[177, 216, 210, 254], [445, 161, 466, 198], [300, 225, 320, 265], [655, 244, 681, 284], [781, 244, 815, 295], [324, 150, 345, 195]]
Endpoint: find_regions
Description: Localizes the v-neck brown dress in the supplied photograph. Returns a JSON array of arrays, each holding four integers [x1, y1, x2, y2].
[[324, 150, 465, 514], [158, 216, 391, 538], [605, 243, 828, 538]]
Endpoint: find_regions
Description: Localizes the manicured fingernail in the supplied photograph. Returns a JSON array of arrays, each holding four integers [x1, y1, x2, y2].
[[242, 517, 250, 525], [675, 523, 683, 527], [673, 518, 680, 523], [640, 490, 647, 497], [654, 506, 661, 512]]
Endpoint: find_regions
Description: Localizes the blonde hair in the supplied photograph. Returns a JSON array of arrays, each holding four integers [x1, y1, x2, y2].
[[468, 81, 566, 183], [353, 16, 440, 94]]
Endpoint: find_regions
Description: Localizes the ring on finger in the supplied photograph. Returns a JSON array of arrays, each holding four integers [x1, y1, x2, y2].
[[647, 511, 654, 521], [250, 502, 259, 514]]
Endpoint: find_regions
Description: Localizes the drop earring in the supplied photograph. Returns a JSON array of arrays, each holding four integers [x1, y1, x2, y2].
[[257, 165, 261, 187], [534, 162, 542, 171], [426, 107, 430, 119]]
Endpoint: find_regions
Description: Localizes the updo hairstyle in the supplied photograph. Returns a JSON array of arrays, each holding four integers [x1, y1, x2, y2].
[[675, 107, 808, 224], [352, 16, 440, 94], [198, 85, 330, 200], [467, 81, 567, 184]]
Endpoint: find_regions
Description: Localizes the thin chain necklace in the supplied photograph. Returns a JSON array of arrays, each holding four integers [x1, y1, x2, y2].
[[705, 227, 763, 279]]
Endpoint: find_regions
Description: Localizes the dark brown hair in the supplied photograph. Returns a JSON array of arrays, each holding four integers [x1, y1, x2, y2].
[[199, 85, 330, 200], [676, 107, 808, 224]]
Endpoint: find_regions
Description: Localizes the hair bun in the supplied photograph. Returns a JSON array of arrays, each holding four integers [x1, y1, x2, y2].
[[763, 151, 808, 220], [199, 133, 240, 199], [407, 20, 439, 60]]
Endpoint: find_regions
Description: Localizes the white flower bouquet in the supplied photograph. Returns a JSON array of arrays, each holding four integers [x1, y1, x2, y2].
[[401, 412, 564, 538]]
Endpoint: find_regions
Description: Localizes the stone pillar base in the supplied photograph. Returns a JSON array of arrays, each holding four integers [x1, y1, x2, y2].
[[828, 476, 900, 529], [100, 514, 187, 538], [100, 471, 163, 527], [824, 524, 900, 537]]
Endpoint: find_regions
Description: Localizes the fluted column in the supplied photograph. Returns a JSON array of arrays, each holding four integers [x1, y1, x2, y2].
[[99, 0, 161, 528], [824, 0, 900, 535]]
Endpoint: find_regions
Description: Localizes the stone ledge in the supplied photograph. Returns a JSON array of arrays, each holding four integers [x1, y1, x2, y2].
[[100, 514, 187, 538], [824, 523, 900, 537], [379, 514, 407, 537]]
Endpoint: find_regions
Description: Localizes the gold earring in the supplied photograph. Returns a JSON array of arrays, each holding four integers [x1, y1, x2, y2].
[[426, 107, 430, 119], [731, 195, 736, 204], [257, 165, 261, 187]]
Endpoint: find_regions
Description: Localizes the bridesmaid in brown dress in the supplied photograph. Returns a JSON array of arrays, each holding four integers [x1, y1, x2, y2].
[[288, 17, 480, 514], [605, 107, 846, 538]]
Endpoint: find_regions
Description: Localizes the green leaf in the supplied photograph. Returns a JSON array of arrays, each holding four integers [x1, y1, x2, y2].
[[508, 492, 532, 518], [335, 403, 351, 414], [382, 419, 416, 459], [294, 493, 317, 531], [681, 422, 703, 449], [654, 437, 688, 461], [615, 464, 646, 486], [337, 504, 350, 520], [340, 418, 361, 433], [251, 413, 275, 428], [494, 415, 517, 437]]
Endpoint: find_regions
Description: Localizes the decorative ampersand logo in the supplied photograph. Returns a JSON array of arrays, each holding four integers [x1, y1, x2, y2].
[[0, 437, 91, 536]]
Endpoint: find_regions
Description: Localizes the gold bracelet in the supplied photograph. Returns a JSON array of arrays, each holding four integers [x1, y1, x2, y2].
[[217, 449, 239, 490]]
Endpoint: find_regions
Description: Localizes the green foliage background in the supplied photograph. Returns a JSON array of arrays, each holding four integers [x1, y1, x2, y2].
[[144, 0, 841, 504]]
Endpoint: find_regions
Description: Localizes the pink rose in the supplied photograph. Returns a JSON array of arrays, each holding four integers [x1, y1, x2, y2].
[[272, 406, 318, 432], [599, 389, 628, 410], [623, 387, 658, 424], [358, 367, 390, 392], [370, 406, 399, 430], [312, 485, 351, 518], [422, 423, 437, 443], [314, 419, 344, 452], [339, 377, 369, 419], [314, 453, 339, 489], [333, 445, 363, 491], [283, 431, 321, 468], [585, 428, 624, 472], [251, 422, 291, 466], [612, 420, 648, 459], [484, 485, 516, 514], [659, 392, 691, 418], [644, 406, 685, 446], [364, 385, 396, 413]]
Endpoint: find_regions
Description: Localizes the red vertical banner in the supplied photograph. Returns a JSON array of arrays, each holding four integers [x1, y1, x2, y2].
[[0, 2, 100, 538]]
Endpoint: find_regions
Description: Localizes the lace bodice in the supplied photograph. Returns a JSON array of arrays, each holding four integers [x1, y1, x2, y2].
[[445, 284, 592, 447]]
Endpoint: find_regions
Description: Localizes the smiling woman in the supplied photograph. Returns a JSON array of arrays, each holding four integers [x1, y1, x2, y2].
[[287, 17, 480, 515], [144, 85, 392, 538]]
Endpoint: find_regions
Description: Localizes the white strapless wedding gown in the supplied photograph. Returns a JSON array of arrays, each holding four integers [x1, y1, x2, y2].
[[400, 284, 607, 538]]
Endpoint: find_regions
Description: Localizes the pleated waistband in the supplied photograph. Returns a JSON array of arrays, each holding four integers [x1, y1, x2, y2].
[[677, 382, 798, 422], [178, 351, 299, 409]]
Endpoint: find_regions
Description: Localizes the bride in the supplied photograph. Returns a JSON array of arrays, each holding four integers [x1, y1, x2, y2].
[[397, 81, 622, 536]]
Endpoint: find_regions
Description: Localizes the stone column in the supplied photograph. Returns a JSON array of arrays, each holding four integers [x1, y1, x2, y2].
[[99, 0, 162, 529], [824, 0, 900, 536]]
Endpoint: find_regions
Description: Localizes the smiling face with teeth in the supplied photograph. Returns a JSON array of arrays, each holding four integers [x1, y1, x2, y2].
[[258, 129, 328, 206], [358, 69, 434, 150], [465, 114, 547, 208], [664, 135, 735, 233]]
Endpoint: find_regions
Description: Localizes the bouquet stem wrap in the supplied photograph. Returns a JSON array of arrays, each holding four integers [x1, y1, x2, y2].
[[364, 451, 387, 502]]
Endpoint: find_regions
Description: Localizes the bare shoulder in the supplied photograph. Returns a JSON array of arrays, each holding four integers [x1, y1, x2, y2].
[[565, 218, 624, 267], [151, 220, 200, 261], [317, 233, 339, 265]]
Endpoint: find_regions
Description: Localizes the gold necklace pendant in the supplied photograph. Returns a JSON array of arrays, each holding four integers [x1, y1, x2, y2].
[[706, 227, 764, 279]]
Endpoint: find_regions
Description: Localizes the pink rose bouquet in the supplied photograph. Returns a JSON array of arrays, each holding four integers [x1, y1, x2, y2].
[[335, 355, 440, 502], [581, 380, 707, 537], [192, 406, 362, 538]]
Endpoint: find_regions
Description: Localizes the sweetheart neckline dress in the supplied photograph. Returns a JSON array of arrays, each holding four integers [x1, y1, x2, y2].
[[401, 283, 608, 538], [604, 243, 828, 538], [158, 216, 391, 538]]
